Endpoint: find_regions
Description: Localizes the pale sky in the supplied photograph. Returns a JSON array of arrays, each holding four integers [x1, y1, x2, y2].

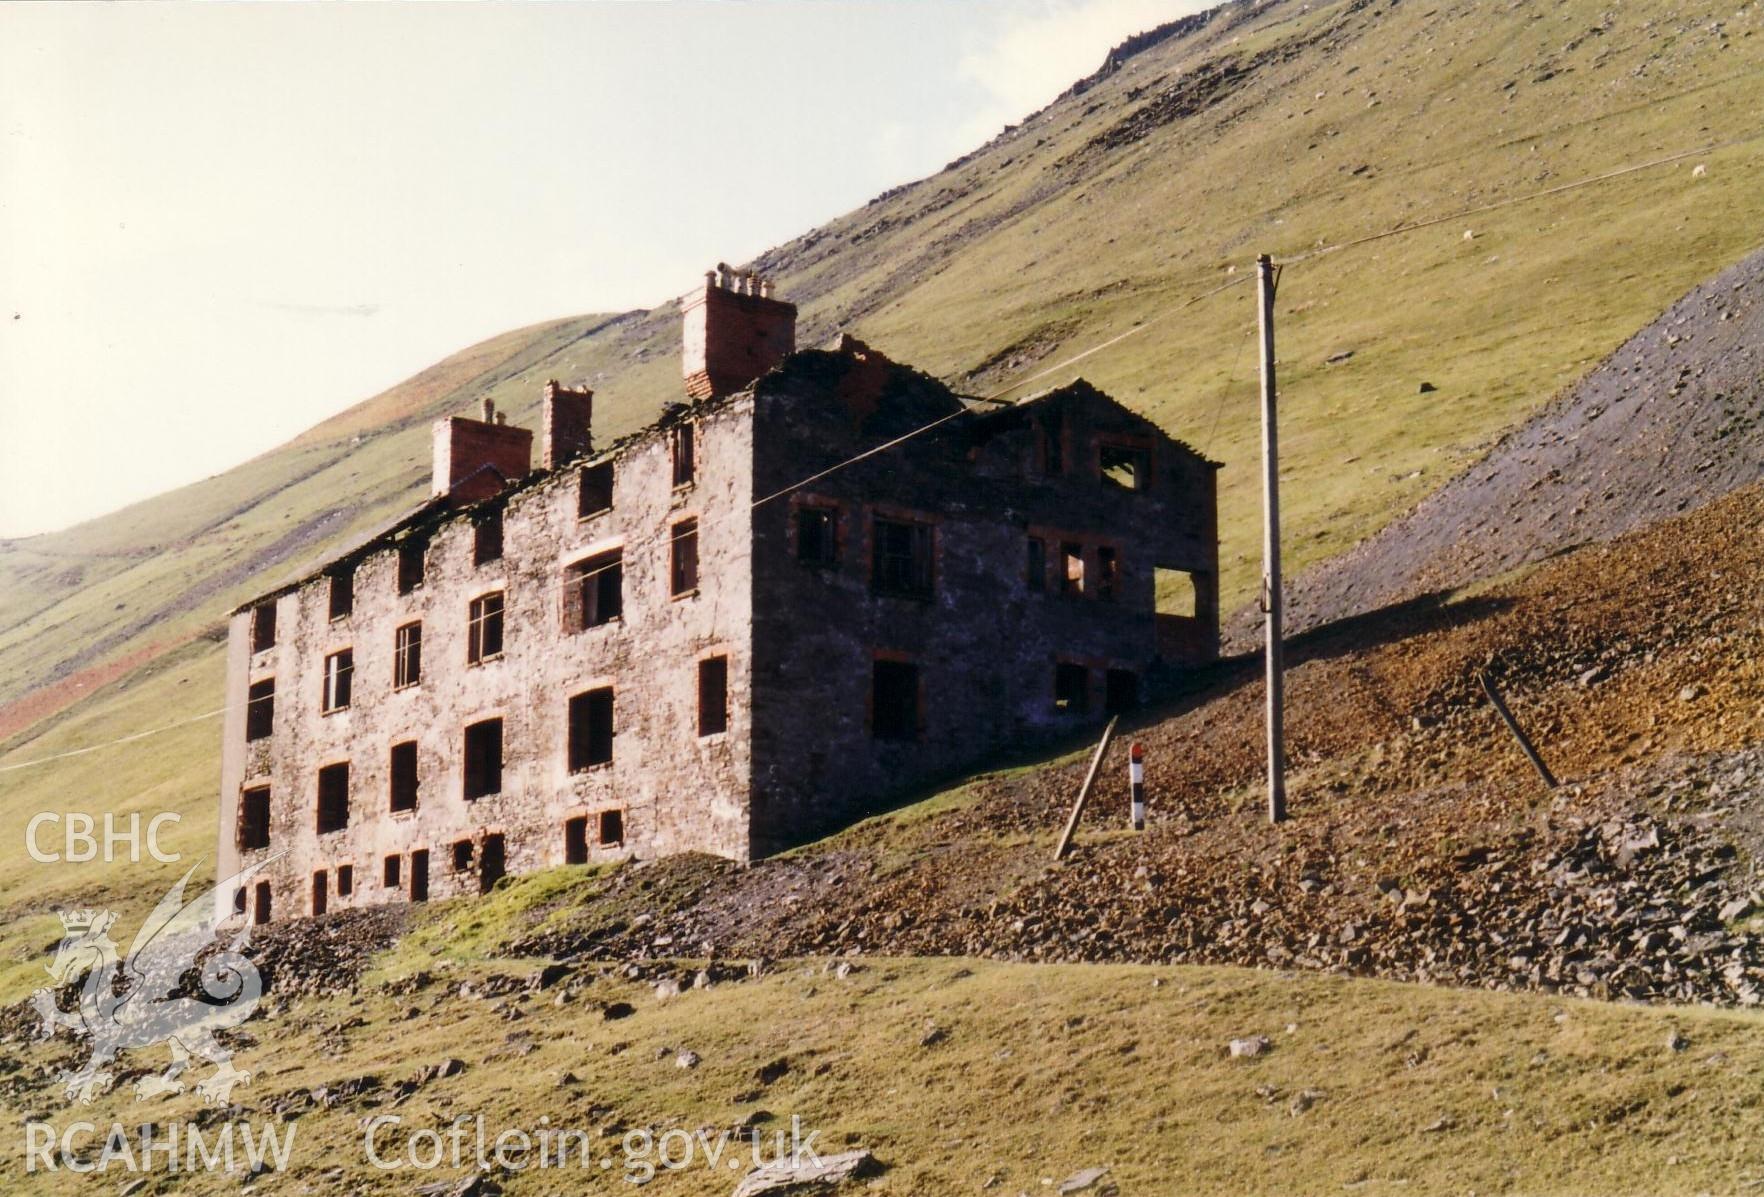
[[0, 0, 1200, 540]]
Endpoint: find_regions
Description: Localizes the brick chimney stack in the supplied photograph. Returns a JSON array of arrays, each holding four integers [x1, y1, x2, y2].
[[432, 403, 532, 505], [541, 380, 594, 468], [680, 263, 797, 400]]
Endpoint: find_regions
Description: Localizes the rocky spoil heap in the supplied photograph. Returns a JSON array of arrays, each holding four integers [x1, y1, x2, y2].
[[1264, 244, 1764, 645], [512, 486, 1764, 1007]]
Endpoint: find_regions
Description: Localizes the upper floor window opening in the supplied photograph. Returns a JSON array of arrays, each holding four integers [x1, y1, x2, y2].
[[670, 423, 695, 488]]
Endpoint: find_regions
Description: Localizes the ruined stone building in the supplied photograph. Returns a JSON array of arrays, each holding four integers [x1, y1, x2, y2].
[[216, 267, 1220, 922]]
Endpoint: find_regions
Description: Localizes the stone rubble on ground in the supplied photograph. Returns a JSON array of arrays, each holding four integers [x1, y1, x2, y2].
[[1228, 1035, 1272, 1059]]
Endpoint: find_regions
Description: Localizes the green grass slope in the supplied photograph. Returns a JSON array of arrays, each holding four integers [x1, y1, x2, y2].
[[10, 900, 1764, 1194], [1, 0, 1762, 962]]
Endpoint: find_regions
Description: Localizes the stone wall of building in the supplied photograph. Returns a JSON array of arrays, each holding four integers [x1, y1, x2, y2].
[[745, 350, 1218, 853], [216, 278, 1220, 922], [217, 396, 756, 922]]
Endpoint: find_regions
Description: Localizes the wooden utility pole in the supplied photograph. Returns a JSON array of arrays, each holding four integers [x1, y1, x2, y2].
[[1053, 716, 1119, 860], [1257, 253, 1288, 824]]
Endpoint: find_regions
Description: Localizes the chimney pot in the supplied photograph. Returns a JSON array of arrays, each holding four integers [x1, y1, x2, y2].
[[481, 398, 496, 423]]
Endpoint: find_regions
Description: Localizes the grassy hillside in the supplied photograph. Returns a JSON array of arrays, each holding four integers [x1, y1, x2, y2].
[[0, 316, 615, 718], [9, 922, 1764, 1194], [1, 0, 1762, 997]]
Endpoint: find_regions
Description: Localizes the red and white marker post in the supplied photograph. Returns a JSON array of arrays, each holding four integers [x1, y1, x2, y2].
[[1129, 742, 1146, 831]]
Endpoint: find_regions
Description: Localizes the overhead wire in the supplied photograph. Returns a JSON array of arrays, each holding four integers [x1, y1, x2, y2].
[[1273, 130, 1764, 267], [0, 707, 232, 775], [0, 269, 1258, 777], [5, 115, 1761, 776]]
